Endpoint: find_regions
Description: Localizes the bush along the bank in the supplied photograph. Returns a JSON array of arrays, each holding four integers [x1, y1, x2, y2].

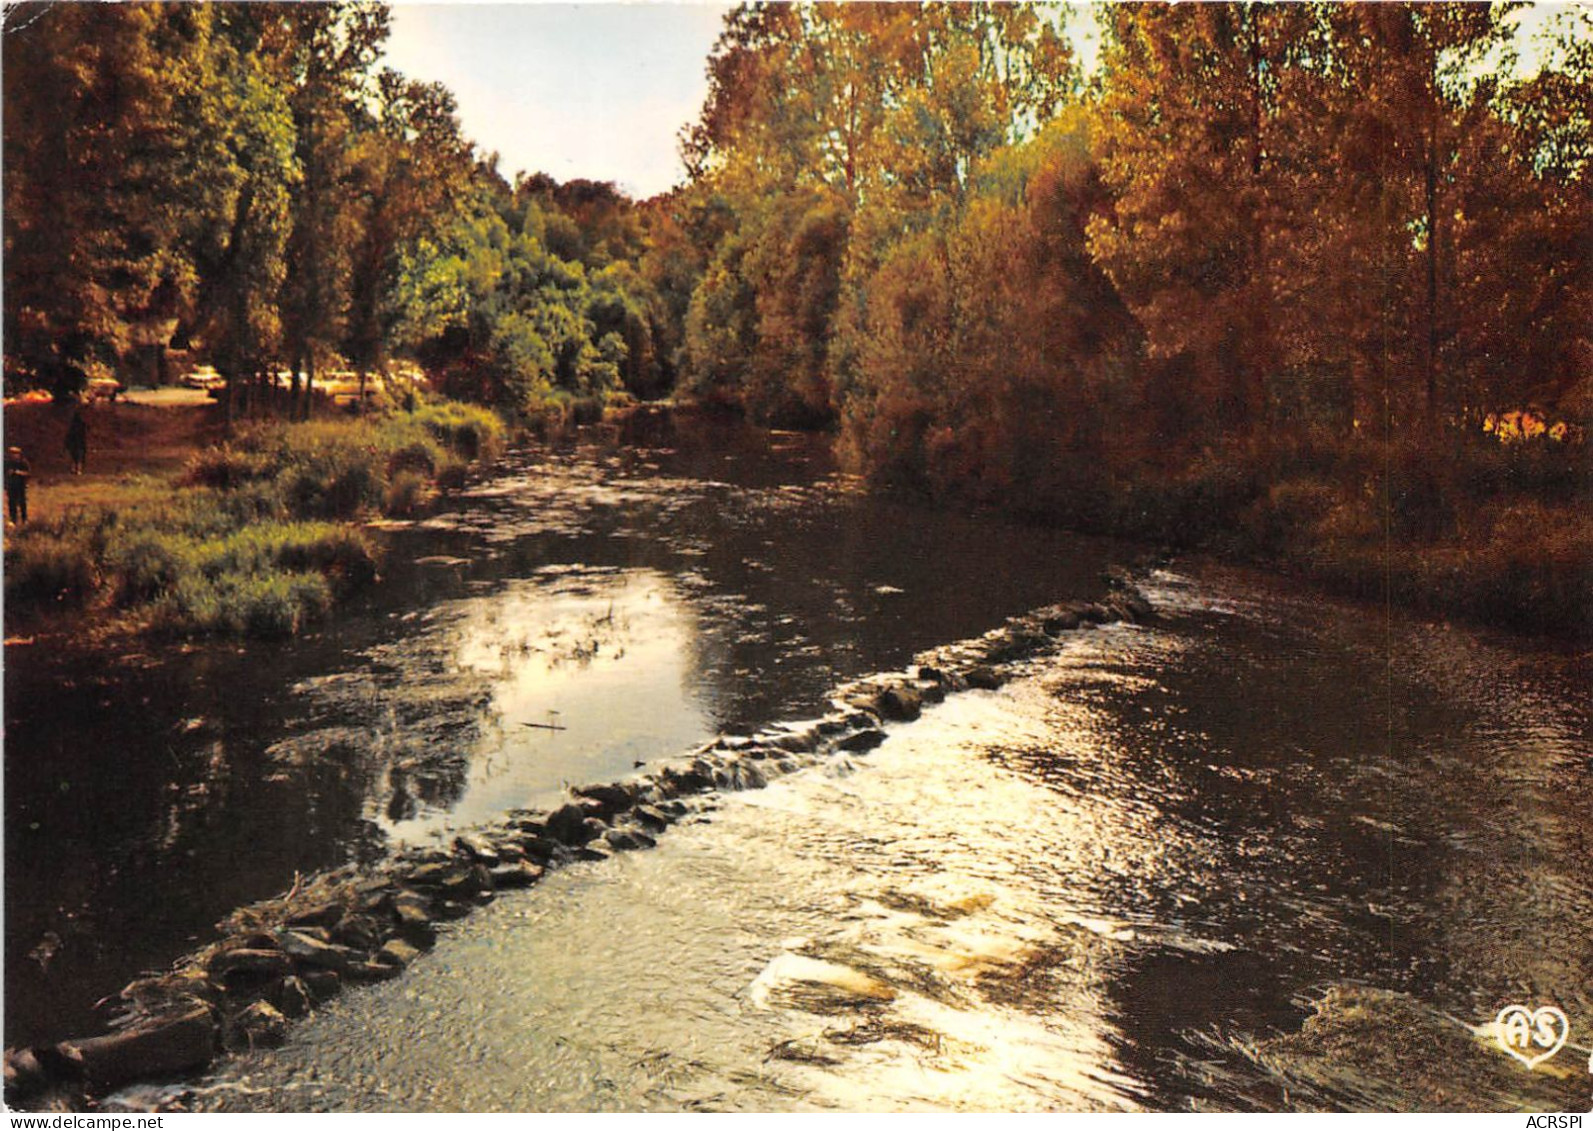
[[3, 400, 504, 637], [0, 577, 1156, 1111]]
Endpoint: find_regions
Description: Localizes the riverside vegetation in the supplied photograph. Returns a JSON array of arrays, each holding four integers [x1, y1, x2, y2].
[[3, 2, 1589, 643], [3, 401, 502, 637]]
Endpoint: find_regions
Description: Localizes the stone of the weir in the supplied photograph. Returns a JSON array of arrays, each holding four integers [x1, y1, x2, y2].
[[347, 959, 402, 983], [632, 804, 670, 831], [267, 976, 313, 1019], [435, 899, 472, 921], [60, 1006, 217, 1092], [377, 938, 422, 969], [488, 861, 543, 888], [392, 890, 432, 924], [299, 969, 340, 1002], [276, 930, 364, 973], [285, 902, 344, 931], [917, 680, 946, 704], [1042, 606, 1082, 634], [880, 685, 924, 720], [405, 861, 461, 887], [572, 782, 634, 816], [732, 761, 767, 790], [332, 913, 388, 952], [964, 665, 1003, 690], [767, 728, 818, 754], [517, 833, 560, 861], [836, 728, 886, 753], [207, 948, 292, 987], [453, 834, 500, 865], [547, 800, 605, 844], [604, 827, 644, 851], [228, 1001, 288, 1050]]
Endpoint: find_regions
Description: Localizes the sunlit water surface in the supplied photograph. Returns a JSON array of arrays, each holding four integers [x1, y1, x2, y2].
[[193, 568, 1591, 1112]]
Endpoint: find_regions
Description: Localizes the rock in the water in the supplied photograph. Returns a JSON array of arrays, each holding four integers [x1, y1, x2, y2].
[[488, 861, 543, 888], [405, 861, 462, 888], [393, 889, 432, 921], [516, 833, 561, 861], [632, 804, 671, 831], [452, 834, 500, 865], [876, 685, 923, 721], [768, 728, 818, 754], [268, 977, 313, 1019], [547, 800, 606, 844], [964, 665, 1003, 690], [276, 930, 364, 973], [299, 969, 340, 1002], [572, 782, 634, 817], [836, 728, 886, 753], [377, 938, 422, 969], [228, 1001, 288, 1050], [285, 902, 344, 931], [60, 1006, 217, 1092], [604, 827, 644, 851], [207, 948, 292, 987], [331, 914, 386, 952]]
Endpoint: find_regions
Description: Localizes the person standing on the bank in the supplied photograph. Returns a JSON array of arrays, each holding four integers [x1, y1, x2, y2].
[[5, 446, 32, 525], [65, 407, 88, 475]]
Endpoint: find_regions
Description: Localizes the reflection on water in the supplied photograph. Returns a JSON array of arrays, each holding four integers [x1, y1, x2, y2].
[[197, 568, 1591, 1113], [5, 413, 1125, 1047]]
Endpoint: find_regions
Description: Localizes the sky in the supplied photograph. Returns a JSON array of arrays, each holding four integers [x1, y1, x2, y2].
[[384, 1, 1585, 202], [384, 2, 734, 199]]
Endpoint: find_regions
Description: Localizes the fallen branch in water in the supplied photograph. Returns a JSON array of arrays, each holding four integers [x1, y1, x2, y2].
[[520, 721, 568, 731]]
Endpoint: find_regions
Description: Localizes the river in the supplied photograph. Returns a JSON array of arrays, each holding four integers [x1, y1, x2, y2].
[[7, 410, 1590, 1111]]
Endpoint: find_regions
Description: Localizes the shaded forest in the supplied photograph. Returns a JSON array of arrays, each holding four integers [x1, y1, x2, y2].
[[4, 2, 1590, 635]]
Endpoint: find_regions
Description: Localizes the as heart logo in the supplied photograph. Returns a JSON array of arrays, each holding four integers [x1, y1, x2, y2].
[[1495, 1004, 1569, 1069]]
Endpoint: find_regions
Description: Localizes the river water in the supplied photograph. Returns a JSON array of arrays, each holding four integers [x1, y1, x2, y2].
[[8, 411, 1590, 1111]]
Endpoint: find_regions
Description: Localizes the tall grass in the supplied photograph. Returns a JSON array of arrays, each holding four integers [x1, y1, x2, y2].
[[4, 398, 503, 637]]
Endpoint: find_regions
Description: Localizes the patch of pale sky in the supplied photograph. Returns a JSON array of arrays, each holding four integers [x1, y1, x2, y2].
[[384, 1, 1584, 201]]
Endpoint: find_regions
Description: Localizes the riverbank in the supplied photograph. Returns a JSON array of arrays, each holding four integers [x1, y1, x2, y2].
[[830, 404, 1592, 645], [3, 400, 503, 640]]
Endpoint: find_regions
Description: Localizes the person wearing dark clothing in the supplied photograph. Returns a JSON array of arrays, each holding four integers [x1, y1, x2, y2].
[[5, 446, 31, 525], [65, 409, 87, 475]]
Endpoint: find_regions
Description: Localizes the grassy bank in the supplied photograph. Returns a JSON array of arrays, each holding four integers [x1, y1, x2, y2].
[[4, 401, 503, 638], [1006, 430, 1591, 642]]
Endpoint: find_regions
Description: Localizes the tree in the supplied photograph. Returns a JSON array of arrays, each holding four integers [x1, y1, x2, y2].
[[3, 3, 252, 394], [1088, 3, 1322, 442]]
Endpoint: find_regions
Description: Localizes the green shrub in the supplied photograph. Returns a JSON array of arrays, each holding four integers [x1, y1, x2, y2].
[[386, 440, 440, 480], [108, 532, 190, 605], [383, 470, 431, 517], [5, 532, 99, 606], [275, 525, 378, 593], [182, 446, 273, 489], [413, 401, 504, 461]]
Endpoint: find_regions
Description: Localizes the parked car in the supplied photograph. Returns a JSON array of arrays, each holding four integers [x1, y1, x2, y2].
[[182, 366, 225, 391], [85, 377, 125, 402]]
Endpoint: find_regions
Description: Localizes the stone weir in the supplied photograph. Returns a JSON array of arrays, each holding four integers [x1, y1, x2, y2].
[[3, 573, 1156, 1112]]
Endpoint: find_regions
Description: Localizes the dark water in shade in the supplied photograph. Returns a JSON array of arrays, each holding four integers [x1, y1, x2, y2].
[[4, 411, 1128, 1048]]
